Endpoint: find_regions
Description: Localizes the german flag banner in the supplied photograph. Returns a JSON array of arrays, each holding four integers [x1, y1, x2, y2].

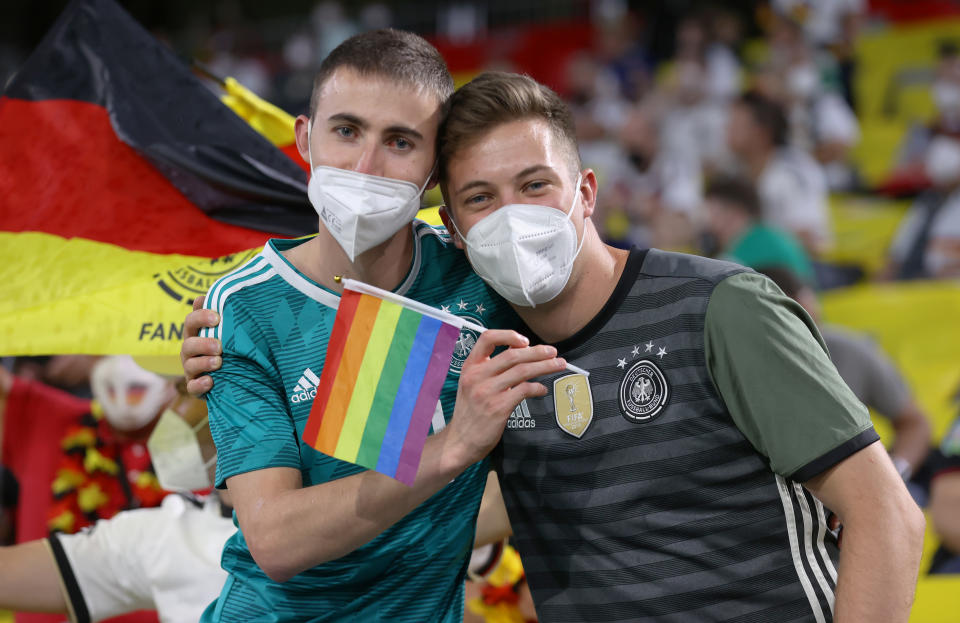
[[0, 0, 315, 356]]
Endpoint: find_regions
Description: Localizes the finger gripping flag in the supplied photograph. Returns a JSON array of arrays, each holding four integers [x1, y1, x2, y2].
[[302, 280, 471, 485]]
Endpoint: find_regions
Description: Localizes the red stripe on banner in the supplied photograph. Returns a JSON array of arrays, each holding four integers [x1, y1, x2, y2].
[[0, 97, 283, 257], [279, 143, 310, 173], [302, 289, 358, 447]]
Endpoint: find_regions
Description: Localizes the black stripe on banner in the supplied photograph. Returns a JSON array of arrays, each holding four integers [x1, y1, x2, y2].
[[47, 535, 91, 623]]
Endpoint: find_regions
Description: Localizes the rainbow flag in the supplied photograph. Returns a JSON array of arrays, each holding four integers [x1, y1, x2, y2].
[[302, 279, 477, 485]]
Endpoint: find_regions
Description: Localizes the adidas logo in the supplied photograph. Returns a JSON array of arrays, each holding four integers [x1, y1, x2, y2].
[[289, 368, 320, 404]]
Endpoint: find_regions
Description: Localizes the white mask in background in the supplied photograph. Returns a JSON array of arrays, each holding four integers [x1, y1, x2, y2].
[[924, 135, 960, 187], [933, 80, 960, 116], [305, 120, 433, 261], [787, 64, 820, 100], [91, 355, 174, 432], [147, 409, 216, 491], [451, 174, 585, 307]]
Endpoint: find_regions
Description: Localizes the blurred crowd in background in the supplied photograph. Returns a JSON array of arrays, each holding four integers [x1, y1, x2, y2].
[[3, 0, 960, 621], [4, 0, 958, 282]]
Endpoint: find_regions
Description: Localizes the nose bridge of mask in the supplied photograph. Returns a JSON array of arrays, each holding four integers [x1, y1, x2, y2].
[[460, 172, 583, 242]]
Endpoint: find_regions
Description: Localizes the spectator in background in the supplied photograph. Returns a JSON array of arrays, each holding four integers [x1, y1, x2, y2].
[[0, 395, 232, 622], [932, 41, 960, 135], [704, 175, 814, 283], [759, 266, 933, 482], [887, 133, 960, 279], [727, 90, 831, 254], [590, 10, 651, 103], [770, 0, 865, 112], [596, 103, 702, 250], [1, 356, 174, 547], [928, 408, 960, 573], [757, 13, 860, 190], [659, 15, 734, 175], [566, 51, 630, 144], [12, 356, 101, 399], [887, 42, 960, 197]]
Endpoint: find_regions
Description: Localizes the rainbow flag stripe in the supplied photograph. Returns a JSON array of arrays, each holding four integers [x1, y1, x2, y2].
[[302, 288, 461, 485]]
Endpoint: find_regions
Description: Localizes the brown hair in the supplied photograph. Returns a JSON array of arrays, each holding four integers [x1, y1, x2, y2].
[[704, 175, 762, 219], [736, 90, 788, 147], [438, 72, 581, 187], [309, 29, 454, 117]]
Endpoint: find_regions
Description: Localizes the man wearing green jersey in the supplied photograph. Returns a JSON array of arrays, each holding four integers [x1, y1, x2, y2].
[[436, 72, 925, 622], [182, 32, 562, 622]]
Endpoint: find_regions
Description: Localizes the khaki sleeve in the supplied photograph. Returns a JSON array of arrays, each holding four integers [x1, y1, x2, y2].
[[704, 272, 878, 481]]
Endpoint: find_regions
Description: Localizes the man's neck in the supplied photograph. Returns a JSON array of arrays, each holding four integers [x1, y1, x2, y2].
[[512, 234, 630, 345], [283, 222, 416, 294]]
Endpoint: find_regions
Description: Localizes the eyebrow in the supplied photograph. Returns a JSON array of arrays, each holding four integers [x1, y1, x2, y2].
[[454, 164, 554, 196], [328, 113, 424, 141]]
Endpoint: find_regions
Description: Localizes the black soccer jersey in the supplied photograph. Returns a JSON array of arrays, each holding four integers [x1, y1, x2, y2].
[[494, 248, 877, 623]]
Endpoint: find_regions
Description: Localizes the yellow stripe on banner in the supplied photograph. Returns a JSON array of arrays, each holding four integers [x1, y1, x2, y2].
[[334, 300, 404, 462], [0, 231, 262, 356], [220, 77, 296, 147]]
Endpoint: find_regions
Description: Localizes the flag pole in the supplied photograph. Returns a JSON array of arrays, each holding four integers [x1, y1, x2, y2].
[[337, 277, 589, 377]]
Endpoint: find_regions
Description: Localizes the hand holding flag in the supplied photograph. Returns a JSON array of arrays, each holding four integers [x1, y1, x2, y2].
[[302, 279, 576, 484]]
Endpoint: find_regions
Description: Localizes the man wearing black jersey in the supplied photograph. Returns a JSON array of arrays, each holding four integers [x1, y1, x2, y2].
[[438, 72, 924, 623]]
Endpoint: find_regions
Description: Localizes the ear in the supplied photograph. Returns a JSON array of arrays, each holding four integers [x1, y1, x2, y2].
[[294, 115, 311, 167], [438, 206, 465, 250], [579, 168, 599, 219]]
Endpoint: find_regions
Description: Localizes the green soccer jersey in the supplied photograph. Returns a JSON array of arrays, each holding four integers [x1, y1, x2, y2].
[[199, 221, 519, 622]]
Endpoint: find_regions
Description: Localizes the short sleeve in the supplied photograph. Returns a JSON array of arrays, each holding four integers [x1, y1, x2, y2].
[[49, 510, 156, 622], [207, 302, 302, 488], [705, 272, 878, 481]]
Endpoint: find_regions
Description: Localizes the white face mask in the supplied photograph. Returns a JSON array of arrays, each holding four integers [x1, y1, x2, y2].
[[787, 64, 819, 100], [934, 80, 960, 115], [147, 409, 216, 491], [305, 120, 433, 261], [924, 135, 960, 187], [451, 174, 585, 307], [91, 355, 173, 432]]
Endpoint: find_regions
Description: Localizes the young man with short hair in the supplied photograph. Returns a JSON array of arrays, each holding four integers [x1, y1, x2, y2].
[[438, 72, 925, 622], [187, 32, 562, 622]]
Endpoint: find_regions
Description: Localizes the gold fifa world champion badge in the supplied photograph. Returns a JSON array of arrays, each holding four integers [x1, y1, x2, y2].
[[553, 373, 593, 438]]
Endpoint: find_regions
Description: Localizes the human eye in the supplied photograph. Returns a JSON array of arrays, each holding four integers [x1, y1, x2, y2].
[[464, 193, 490, 206], [334, 126, 356, 139], [388, 136, 413, 151], [523, 179, 550, 194]]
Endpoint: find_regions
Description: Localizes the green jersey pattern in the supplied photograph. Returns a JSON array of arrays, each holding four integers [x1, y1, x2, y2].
[[199, 221, 519, 622]]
